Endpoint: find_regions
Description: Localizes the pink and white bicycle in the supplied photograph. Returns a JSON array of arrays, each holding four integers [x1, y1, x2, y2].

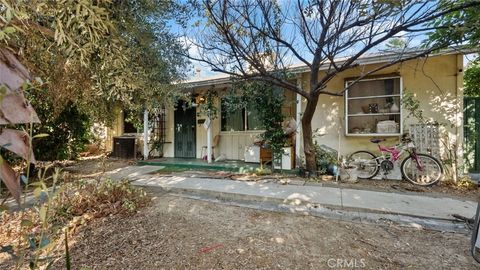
[[348, 134, 443, 186]]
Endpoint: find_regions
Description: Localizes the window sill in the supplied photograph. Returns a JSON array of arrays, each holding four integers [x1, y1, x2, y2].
[[220, 130, 265, 135], [345, 133, 401, 137]]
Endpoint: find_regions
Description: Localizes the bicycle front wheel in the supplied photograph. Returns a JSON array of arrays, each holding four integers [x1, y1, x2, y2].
[[400, 153, 443, 186], [348, 151, 379, 179]]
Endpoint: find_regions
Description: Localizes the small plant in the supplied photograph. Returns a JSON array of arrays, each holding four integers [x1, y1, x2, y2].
[[255, 162, 272, 176], [313, 143, 338, 174], [445, 175, 478, 191], [0, 169, 150, 269], [228, 79, 288, 170], [197, 88, 219, 120], [402, 92, 425, 124]]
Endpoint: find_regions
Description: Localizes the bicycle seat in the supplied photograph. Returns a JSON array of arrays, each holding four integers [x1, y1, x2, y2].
[[370, 138, 386, 144]]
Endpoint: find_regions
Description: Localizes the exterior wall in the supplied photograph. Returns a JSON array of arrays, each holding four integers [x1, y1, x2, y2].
[[304, 54, 463, 159], [105, 54, 463, 164], [105, 108, 147, 157], [105, 107, 124, 152], [162, 106, 175, 157]]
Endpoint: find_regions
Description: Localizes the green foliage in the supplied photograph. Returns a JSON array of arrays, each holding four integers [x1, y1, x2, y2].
[[464, 60, 480, 97], [198, 88, 219, 120], [34, 105, 91, 161], [402, 92, 425, 123], [314, 143, 337, 173], [26, 87, 92, 161], [427, 0, 480, 49], [386, 38, 407, 49], [0, 0, 191, 124], [230, 80, 287, 163]]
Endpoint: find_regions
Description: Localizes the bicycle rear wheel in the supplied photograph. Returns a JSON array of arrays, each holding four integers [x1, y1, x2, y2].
[[472, 203, 480, 263], [400, 153, 443, 186], [348, 151, 379, 179]]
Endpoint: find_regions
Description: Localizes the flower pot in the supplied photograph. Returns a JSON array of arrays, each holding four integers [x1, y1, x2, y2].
[[327, 164, 339, 176], [340, 165, 359, 183], [321, 175, 334, 181]]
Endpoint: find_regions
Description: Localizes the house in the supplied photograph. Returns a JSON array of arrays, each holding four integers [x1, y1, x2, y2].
[[105, 50, 464, 172]]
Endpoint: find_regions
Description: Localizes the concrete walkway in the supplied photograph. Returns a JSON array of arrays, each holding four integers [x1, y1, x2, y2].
[[109, 166, 477, 221]]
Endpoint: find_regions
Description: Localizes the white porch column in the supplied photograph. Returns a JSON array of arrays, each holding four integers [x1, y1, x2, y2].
[[207, 110, 212, 163], [143, 110, 149, 160], [295, 78, 303, 167]]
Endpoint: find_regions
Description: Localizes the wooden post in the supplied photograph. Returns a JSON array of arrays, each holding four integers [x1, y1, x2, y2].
[[143, 110, 149, 160], [207, 109, 212, 163]]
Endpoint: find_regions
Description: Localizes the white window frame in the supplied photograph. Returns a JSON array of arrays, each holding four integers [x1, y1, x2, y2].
[[344, 76, 403, 137]]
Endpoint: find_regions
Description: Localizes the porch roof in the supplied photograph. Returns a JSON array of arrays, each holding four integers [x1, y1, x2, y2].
[[183, 48, 461, 89]]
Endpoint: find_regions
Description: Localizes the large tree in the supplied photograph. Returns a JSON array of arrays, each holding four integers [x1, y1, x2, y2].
[[185, 0, 480, 174], [0, 0, 191, 160], [0, 0, 190, 123]]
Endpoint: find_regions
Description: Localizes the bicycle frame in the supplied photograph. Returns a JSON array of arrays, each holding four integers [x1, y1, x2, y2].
[[376, 141, 423, 170]]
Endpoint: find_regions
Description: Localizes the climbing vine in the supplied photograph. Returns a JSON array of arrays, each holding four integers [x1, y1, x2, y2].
[[227, 80, 287, 167], [198, 88, 219, 120]]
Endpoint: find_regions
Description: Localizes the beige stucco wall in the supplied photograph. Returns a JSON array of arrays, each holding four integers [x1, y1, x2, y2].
[[105, 107, 124, 152], [162, 106, 175, 158], [105, 107, 147, 157], [303, 54, 463, 159]]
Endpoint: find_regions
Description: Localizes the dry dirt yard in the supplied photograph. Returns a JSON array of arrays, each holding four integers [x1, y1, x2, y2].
[[50, 190, 477, 270]]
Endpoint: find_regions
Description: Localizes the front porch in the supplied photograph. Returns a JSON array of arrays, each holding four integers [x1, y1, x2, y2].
[[138, 157, 263, 173]]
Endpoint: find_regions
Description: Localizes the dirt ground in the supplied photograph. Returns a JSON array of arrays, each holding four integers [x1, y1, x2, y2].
[[319, 178, 480, 201], [47, 191, 477, 269], [1, 158, 478, 269], [61, 156, 133, 177]]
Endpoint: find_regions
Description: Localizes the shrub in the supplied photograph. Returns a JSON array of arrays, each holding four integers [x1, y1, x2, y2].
[[314, 143, 338, 173], [51, 179, 150, 223], [0, 175, 150, 269]]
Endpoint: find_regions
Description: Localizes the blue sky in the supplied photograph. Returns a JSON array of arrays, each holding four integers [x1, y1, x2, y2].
[[170, 1, 475, 80]]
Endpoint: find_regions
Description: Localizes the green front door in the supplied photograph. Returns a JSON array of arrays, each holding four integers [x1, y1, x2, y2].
[[174, 102, 196, 158]]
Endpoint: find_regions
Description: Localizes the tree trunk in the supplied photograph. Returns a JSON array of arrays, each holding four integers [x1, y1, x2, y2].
[[301, 95, 319, 176]]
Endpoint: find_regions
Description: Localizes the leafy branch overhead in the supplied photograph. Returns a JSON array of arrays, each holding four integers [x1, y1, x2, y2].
[[0, 0, 192, 123]]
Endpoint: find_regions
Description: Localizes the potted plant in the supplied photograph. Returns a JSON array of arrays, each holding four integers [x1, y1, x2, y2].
[[339, 156, 359, 183], [314, 142, 338, 178]]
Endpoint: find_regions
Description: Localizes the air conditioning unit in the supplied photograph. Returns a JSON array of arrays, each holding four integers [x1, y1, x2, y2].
[[112, 136, 137, 159]]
